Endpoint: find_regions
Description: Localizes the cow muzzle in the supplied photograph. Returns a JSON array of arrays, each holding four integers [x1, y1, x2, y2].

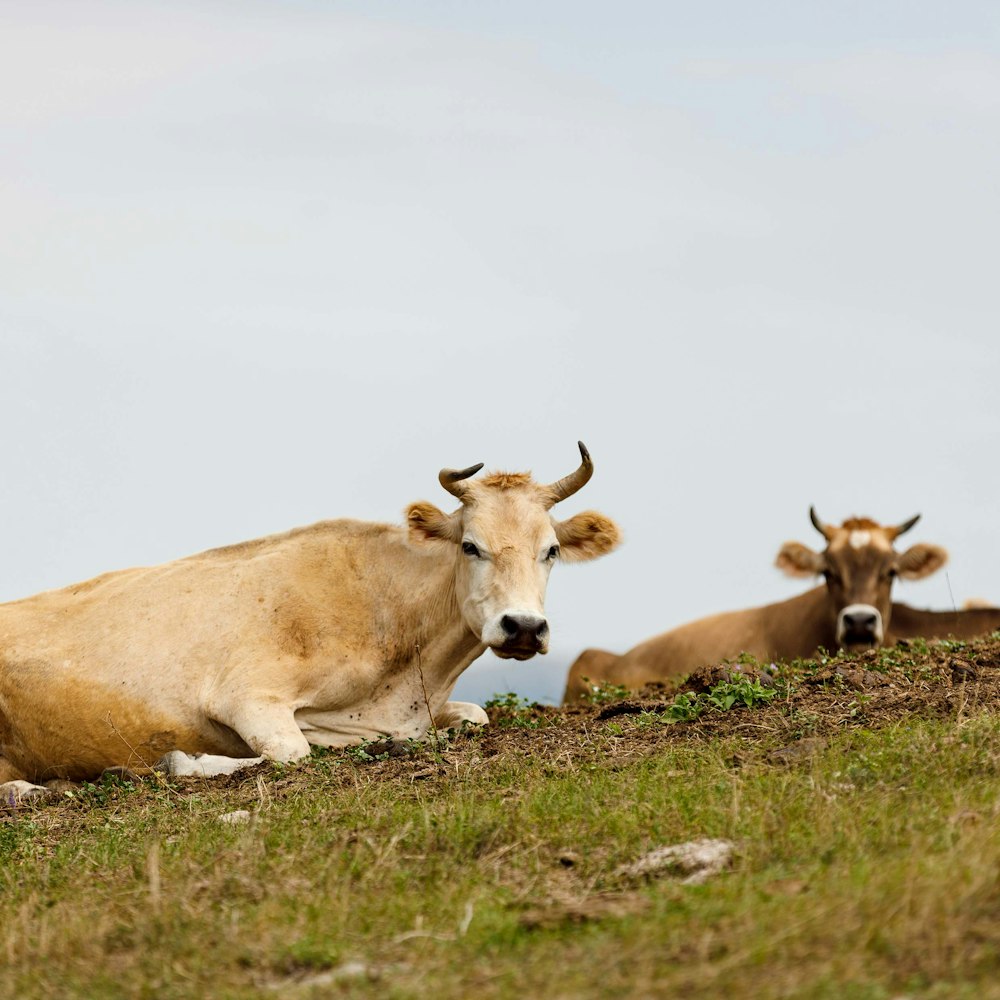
[[837, 604, 884, 648], [484, 612, 550, 660]]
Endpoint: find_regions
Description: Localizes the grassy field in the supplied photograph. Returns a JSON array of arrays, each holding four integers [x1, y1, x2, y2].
[[3, 638, 1000, 999]]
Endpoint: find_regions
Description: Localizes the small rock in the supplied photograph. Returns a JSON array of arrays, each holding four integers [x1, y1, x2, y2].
[[557, 850, 581, 867], [617, 837, 734, 884], [218, 810, 252, 825], [264, 962, 374, 991]]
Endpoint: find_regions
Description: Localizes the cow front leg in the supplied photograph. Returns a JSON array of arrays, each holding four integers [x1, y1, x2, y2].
[[158, 701, 311, 778], [433, 701, 489, 732]]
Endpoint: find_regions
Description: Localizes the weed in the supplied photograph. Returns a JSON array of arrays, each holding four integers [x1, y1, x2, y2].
[[0, 819, 34, 860], [661, 691, 704, 723], [786, 706, 821, 738], [706, 677, 777, 711], [485, 692, 547, 729], [581, 679, 630, 705], [343, 738, 394, 763], [485, 692, 533, 712], [64, 772, 138, 809], [653, 676, 777, 725]]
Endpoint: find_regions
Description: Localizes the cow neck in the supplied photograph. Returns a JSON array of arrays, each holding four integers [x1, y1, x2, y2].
[[353, 530, 485, 691], [771, 585, 839, 658]]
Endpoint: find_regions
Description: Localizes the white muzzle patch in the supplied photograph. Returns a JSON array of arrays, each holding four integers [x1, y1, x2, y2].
[[836, 603, 884, 646], [481, 609, 550, 658]]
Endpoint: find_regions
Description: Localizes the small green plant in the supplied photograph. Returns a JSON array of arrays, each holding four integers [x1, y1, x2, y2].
[[0, 820, 34, 861], [581, 680, 630, 705], [65, 772, 138, 808], [660, 691, 704, 723], [485, 692, 547, 729], [786, 706, 821, 738], [343, 738, 394, 763], [655, 676, 777, 725], [706, 677, 777, 711], [484, 692, 533, 712]]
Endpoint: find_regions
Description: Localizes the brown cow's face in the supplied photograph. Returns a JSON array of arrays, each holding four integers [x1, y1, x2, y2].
[[406, 446, 621, 660], [776, 512, 947, 650]]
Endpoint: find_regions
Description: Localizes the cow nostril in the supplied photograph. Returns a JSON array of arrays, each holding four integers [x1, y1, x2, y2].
[[499, 615, 548, 644], [844, 611, 878, 630]]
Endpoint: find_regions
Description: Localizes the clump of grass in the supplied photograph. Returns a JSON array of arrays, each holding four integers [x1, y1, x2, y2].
[[581, 680, 631, 705]]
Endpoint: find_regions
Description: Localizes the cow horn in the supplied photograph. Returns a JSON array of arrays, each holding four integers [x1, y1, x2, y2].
[[888, 513, 921, 540], [544, 441, 594, 508], [438, 462, 485, 500], [809, 506, 835, 541]]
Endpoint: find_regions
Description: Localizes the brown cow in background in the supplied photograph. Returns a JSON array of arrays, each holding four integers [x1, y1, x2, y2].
[[564, 508, 1000, 702]]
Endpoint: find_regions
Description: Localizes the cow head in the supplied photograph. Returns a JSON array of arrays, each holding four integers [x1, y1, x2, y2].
[[775, 508, 947, 650], [405, 442, 621, 659]]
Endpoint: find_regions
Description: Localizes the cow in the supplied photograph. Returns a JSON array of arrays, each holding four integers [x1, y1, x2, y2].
[[563, 508, 1000, 702], [0, 443, 620, 798]]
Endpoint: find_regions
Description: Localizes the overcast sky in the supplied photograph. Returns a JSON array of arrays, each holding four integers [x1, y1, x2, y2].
[[2, 1, 999, 704]]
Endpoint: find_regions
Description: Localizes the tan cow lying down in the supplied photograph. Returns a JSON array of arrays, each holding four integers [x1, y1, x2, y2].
[[0, 444, 619, 799], [563, 508, 1000, 702]]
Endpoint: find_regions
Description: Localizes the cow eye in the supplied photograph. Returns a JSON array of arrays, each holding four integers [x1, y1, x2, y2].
[[545, 545, 560, 562], [462, 541, 481, 558]]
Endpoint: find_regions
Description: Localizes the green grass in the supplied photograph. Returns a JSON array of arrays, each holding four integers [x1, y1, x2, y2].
[[2, 655, 1000, 998]]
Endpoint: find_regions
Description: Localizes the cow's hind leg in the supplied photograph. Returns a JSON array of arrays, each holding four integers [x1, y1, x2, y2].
[[158, 700, 312, 778]]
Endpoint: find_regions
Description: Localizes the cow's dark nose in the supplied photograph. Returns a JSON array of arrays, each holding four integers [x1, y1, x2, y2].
[[843, 609, 879, 634], [500, 614, 549, 648]]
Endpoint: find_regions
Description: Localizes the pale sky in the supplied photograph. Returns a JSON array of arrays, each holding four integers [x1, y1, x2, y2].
[[2, 1, 999, 703]]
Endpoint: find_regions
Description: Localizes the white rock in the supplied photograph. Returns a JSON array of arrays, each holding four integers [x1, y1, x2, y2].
[[618, 837, 734, 884], [218, 810, 252, 825]]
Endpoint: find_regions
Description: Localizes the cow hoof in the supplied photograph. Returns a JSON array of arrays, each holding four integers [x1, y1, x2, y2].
[[155, 750, 267, 778], [0, 780, 52, 803], [433, 701, 490, 732]]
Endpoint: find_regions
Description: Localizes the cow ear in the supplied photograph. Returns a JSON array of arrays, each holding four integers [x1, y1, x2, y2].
[[896, 543, 948, 580], [554, 511, 622, 563], [405, 502, 462, 546], [775, 541, 826, 577]]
